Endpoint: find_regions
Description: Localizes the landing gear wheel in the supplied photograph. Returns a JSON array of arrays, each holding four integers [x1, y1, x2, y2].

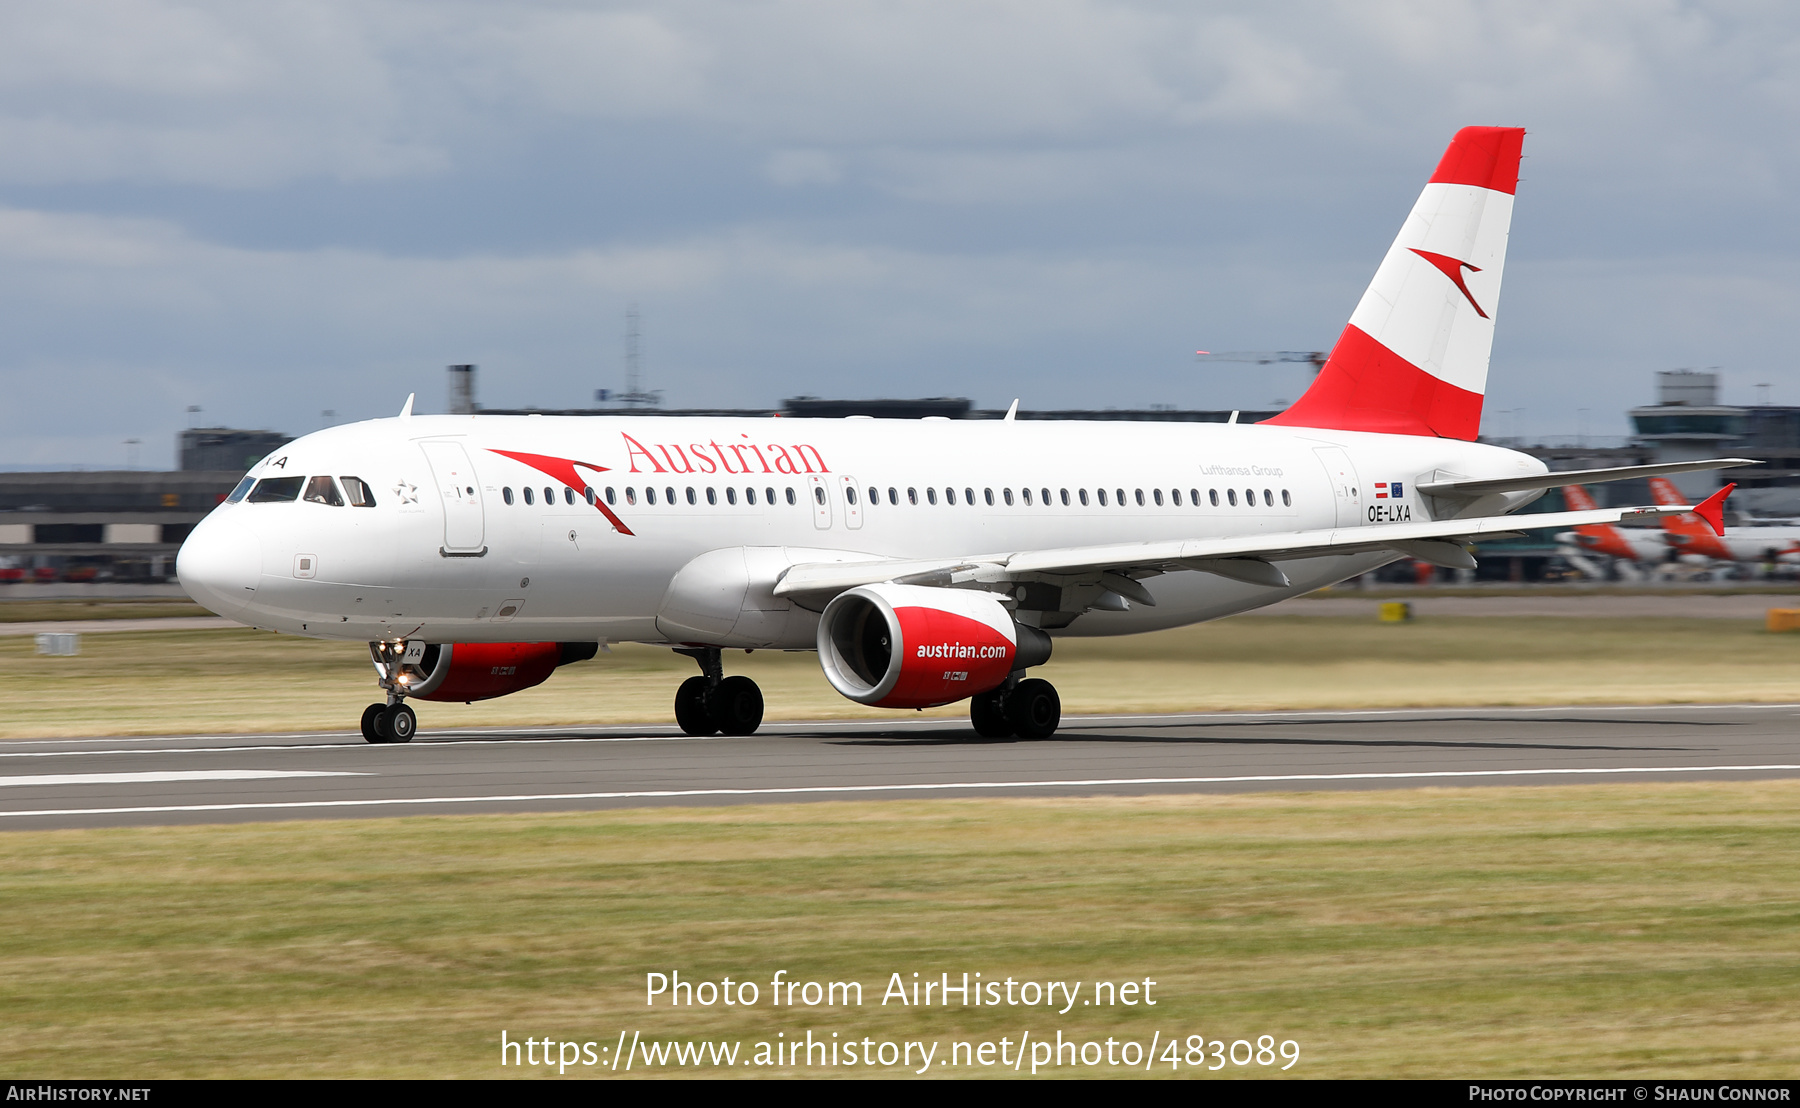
[[675, 676, 717, 736], [360, 703, 388, 744], [970, 688, 1014, 738], [381, 702, 417, 744], [1004, 678, 1061, 739], [708, 676, 764, 736]]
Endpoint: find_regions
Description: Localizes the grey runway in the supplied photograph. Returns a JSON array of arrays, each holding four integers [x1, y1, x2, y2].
[[3, 704, 1799, 829]]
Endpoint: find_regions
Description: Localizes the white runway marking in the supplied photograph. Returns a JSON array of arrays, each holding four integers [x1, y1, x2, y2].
[[2, 763, 1797, 819], [0, 770, 368, 788]]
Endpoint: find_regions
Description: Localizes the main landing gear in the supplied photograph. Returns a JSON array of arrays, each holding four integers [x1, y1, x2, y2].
[[360, 699, 417, 744], [674, 647, 764, 737], [969, 676, 1061, 740]]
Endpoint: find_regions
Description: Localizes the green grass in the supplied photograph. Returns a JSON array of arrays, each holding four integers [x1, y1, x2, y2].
[[2, 616, 1797, 738], [4, 783, 1799, 1077]]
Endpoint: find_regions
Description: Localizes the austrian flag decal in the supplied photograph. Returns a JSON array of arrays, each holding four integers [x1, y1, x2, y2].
[[1374, 481, 1405, 499]]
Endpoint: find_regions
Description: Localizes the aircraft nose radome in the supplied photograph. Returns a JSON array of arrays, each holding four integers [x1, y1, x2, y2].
[[177, 517, 262, 615]]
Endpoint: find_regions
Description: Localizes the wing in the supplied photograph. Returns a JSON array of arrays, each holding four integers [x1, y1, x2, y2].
[[1417, 458, 1753, 498], [774, 498, 1717, 609]]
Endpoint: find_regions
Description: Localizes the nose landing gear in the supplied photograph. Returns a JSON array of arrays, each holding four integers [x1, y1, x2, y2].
[[362, 640, 422, 744], [360, 700, 417, 744], [673, 647, 764, 736]]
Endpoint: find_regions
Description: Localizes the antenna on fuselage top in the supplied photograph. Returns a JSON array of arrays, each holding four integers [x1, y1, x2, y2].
[[1003, 399, 1019, 422], [399, 393, 415, 420]]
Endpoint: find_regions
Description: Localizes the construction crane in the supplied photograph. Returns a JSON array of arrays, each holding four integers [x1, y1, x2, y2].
[[1194, 350, 1327, 373], [1194, 350, 1327, 408]]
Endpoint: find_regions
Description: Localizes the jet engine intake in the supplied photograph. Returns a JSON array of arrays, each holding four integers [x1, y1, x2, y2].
[[817, 583, 1048, 709]]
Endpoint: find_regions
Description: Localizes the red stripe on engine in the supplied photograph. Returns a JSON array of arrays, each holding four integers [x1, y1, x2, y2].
[[1260, 325, 1484, 439], [877, 605, 1014, 709], [1427, 126, 1525, 195]]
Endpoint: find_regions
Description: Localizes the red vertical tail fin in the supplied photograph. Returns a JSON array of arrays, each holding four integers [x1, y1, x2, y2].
[[1264, 127, 1524, 439]]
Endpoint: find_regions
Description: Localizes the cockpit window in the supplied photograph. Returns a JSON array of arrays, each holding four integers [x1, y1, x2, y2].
[[340, 477, 377, 507], [247, 476, 304, 503], [225, 476, 254, 504], [303, 476, 345, 506]]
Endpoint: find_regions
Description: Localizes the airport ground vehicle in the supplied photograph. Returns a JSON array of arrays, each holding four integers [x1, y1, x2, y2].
[[176, 127, 1740, 743]]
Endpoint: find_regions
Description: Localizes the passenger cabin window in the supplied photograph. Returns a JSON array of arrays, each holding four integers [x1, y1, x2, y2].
[[304, 476, 344, 505], [1264, 489, 1274, 506], [524, 486, 535, 505], [1191, 488, 1200, 506], [786, 488, 797, 505], [1002, 488, 1012, 506], [768, 487, 778, 504], [646, 487, 658, 505], [1116, 488, 1126, 506], [965, 487, 975, 506], [624, 488, 636, 505], [247, 476, 304, 503], [1153, 489, 1163, 506], [684, 487, 694, 505], [543, 487, 555, 505], [1097, 489, 1107, 506], [564, 487, 576, 505], [1078, 489, 1088, 506], [584, 487, 596, 505], [502, 487, 514, 505], [844, 487, 856, 505], [889, 487, 900, 505], [1227, 489, 1237, 506], [908, 487, 918, 505], [946, 488, 957, 505], [1135, 489, 1146, 507], [726, 487, 738, 505], [927, 488, 938, 505], [813, 486, 825, 505], [606, 487, 617, 504], [1282, 489, 1292, 507], [708, 488, 718, 505], [225, 476, 254, 503], [1209, 488, 1219, 506]]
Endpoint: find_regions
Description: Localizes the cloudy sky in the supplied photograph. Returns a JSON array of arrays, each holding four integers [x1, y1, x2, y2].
[[2, 0, 1797, 466]]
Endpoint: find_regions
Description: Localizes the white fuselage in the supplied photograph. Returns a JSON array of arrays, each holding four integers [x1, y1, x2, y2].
[[176, 414, 1548, 646]]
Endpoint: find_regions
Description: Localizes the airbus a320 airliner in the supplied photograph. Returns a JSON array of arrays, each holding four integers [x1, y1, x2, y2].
[[177, 127, 1746, 743]]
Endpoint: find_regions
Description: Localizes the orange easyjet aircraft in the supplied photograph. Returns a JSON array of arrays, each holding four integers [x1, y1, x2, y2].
[[1650, 476, 1798, 563], [1556, 484, 1669, 563]]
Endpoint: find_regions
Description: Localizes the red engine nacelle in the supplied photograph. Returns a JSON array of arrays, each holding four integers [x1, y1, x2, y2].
[[378, 641, 598, 703], [817, 583, 1050, 709]]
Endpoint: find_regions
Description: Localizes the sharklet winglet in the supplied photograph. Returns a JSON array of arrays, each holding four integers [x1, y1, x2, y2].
[[1694, 483, 1735, 537]]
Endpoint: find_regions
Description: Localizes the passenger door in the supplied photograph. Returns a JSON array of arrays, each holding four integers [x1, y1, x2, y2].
[[420, 441, 486, 554], [1314, 446, 1362, 528]]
